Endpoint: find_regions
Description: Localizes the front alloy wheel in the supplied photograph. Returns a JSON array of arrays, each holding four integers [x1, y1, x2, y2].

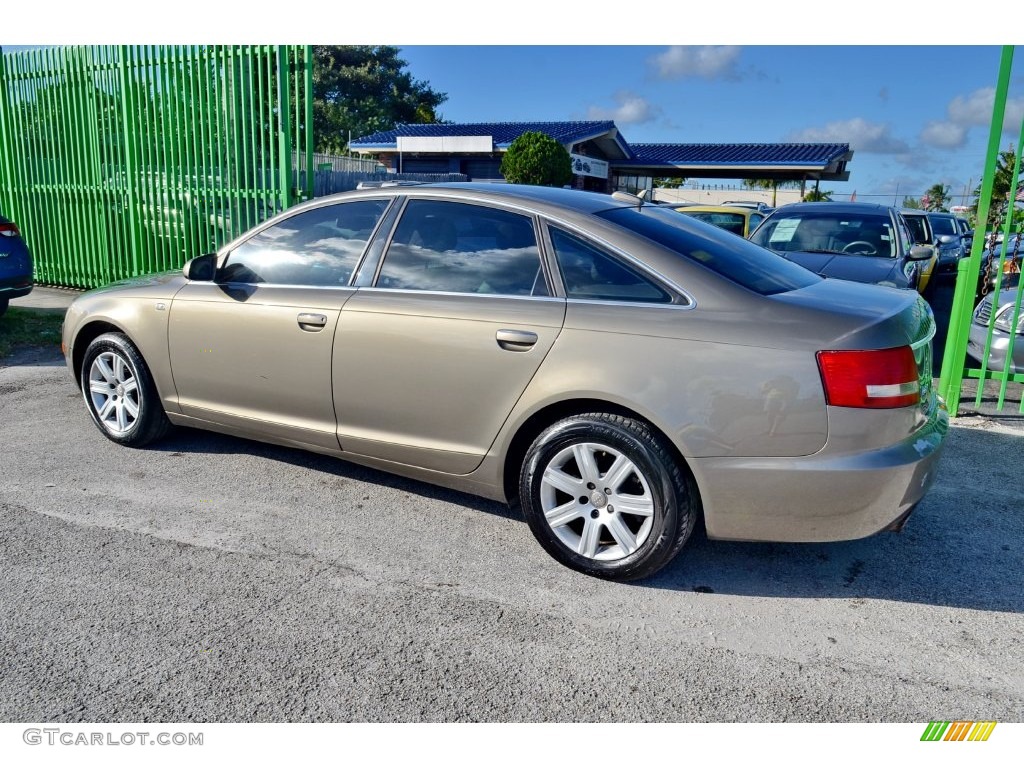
[[88, 350, 141, 435], [80, 332, 171, 447]]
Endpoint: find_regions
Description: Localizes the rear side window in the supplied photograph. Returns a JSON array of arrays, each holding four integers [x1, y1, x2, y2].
[[598, 206, 819, 296], [376, 200, 549, 296], [221, 199, 389, 285], [549, 227, 671, 303]]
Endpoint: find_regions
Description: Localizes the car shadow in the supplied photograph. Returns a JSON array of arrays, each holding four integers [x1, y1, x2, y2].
[[150, 423, 1022, 614], [151, 426, 519, 521]]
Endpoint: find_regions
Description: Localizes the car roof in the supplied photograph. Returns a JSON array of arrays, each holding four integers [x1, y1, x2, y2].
[[772, 202, 896, 215]]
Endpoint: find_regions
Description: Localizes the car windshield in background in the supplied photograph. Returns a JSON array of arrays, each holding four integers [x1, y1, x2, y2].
[[928, 215, 958, 236], [903, 215, 929, 243], [749, 212, 898, 259], [597, 205, 820, 296], [681, 211, 746, 236]]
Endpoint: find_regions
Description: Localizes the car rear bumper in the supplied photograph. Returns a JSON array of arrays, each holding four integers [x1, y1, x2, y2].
[[691, 401, 948, 542], [0, 275, 33, 299]]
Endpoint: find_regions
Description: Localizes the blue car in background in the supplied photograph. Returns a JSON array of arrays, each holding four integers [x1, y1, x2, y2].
[[0, 215, 33, 316]]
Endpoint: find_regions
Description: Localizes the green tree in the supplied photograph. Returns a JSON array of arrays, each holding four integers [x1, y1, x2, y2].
[[499, 132, 573, 187], [802, 188, 833, 202], [970, 144, 1016, 225], [924, 183, 950, 212], [742, 178, 800, 207], [312, 46, 447, 154], [654, 177, 686, 189], [902, 196, 923, 209]]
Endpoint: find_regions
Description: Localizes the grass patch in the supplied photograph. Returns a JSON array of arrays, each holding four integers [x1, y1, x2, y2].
[[0, 307, 63, 358]]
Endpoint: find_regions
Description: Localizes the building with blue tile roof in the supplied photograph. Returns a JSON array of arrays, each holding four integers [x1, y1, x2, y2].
[[349, 121, 852, 195]]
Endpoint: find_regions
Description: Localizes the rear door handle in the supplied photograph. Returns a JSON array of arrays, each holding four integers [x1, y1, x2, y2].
[[496, 328, 538, 352], [297, 312, 328, 332]]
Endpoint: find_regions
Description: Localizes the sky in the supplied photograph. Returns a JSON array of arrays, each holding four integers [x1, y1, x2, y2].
[[4, 4, 1019, 207], [395, 45, 1022, 206]]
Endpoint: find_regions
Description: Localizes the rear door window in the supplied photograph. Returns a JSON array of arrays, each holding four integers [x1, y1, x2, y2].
[[375, 199, 549, 296]]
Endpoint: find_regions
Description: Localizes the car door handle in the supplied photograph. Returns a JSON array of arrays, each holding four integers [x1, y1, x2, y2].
[[496, 329, 538, 351], [297, 312, 328, 332]]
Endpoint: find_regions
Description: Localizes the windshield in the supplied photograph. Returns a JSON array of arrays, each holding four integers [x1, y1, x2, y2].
[[749, 210, 898, 259], [678, 211, 746, 236], [903, 215, 930, 244], [597, 206, 819, 295], [928, 215, 958, 236]]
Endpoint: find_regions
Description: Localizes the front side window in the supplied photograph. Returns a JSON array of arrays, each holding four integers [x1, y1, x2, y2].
[[220, 199, 389, 286], [549, 227, 672, 303], [375, 200, 549, 296]]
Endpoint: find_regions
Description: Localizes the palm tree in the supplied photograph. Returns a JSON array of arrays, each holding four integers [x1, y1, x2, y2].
[[803, 188, 833, 202], [742, 178, 800, 207], [923, 183, 951, 212]]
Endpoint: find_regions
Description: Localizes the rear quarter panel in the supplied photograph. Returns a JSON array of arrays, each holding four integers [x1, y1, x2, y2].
[[497, 301, 829, 461]]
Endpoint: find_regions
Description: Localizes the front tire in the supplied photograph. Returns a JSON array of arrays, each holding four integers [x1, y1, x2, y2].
[[519, 413, 698, 580], [80, 332, 171, 446]]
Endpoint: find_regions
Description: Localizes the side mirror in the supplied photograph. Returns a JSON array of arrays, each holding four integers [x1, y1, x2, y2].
[[183, 252, 217, 281], [937, 235, 956, 245], [909, 245, 934, 261]]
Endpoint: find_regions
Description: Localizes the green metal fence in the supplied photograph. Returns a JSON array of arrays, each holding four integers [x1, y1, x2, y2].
[[0, 44, 313, 289], [940, 45, 1024, 415]]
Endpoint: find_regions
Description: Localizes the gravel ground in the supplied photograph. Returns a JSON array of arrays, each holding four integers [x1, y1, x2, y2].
[[1, 345, 1023, 722]]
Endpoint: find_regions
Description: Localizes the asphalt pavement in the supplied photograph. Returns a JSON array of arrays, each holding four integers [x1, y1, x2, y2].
[[1, 333, 1022, 722]]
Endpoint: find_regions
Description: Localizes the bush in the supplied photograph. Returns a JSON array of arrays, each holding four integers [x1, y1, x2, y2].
[[500, 132, 573, 187]]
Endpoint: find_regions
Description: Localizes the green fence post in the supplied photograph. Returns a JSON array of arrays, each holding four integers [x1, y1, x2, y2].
[[939, 45, 1015, 415], [275, 45, 292, 212], [304, 44, 314, 202]]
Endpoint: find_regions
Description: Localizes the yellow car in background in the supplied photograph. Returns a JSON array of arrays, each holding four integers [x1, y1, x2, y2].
[[673, 205, 768, 238]]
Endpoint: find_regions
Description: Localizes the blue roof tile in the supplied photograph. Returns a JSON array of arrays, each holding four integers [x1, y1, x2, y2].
[[623, 142, 850, 166]]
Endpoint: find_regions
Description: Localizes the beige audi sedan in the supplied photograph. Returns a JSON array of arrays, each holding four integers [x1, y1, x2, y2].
[[62, 184, 948, 580]]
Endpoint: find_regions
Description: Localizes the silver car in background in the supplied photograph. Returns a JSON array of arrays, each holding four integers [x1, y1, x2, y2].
[[969, 274, 1024, 373], [62, 184, 948, 580]]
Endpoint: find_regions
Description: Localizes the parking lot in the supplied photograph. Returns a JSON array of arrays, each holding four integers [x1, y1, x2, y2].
[[2, 332, 1023, 722]]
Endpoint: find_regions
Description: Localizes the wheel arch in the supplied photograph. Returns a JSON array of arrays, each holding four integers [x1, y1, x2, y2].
[[71, 320, 128, 388], [501, 397, 694, 506]]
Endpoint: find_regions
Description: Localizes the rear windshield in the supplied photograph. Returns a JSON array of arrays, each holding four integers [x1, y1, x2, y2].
[[598, 206, 819, 295]]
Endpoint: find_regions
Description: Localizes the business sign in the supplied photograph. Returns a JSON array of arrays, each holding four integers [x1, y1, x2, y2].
[[570, 153, 609, 179], [397, 136, 494, 153]]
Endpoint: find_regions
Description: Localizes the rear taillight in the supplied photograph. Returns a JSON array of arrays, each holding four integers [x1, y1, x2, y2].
[[816, 346, 920, 408], [0, 222, 20, 237]]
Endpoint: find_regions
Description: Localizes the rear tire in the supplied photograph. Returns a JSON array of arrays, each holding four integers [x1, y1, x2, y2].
[[519, 412, 698, 580], [0, 297, 8, 317], [80, 332, 171, 447]]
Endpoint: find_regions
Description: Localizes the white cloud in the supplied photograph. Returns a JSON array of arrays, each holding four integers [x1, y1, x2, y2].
[[586, 92, 660, 125], [650, 46, 742, 80], [919, 120, 968, 150], [787, 118, 911, 155], [919, 87, 1024, 149]]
